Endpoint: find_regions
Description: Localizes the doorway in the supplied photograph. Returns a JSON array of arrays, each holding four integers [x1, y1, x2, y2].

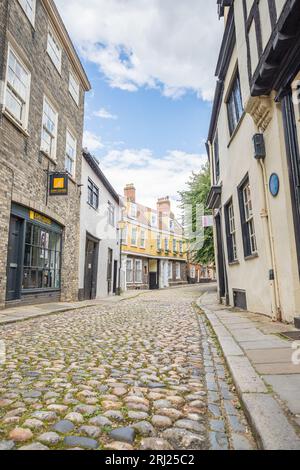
[[149, 259, 159, 290], [6, 215, 23, 301], [83, 235, 99, 300], [113, 260, 118, 294], [215, 213, 228, 303]]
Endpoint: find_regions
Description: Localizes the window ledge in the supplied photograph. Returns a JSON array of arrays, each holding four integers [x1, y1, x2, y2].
[[2, 109, 29, 137], [40, 150, 57, 166], [228, 260, 239, 266], [87, 202, 98, 211], [227, 111, 246, 148], [68, 175, 77, 185], [245, 253, 258, 261]]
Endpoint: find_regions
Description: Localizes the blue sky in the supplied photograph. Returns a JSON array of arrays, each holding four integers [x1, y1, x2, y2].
[[56, 0, 223, 211], [84, 61, 213, 157]]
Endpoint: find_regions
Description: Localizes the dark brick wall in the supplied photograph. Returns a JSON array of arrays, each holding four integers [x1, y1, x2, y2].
[[0, 0, 87, 307]]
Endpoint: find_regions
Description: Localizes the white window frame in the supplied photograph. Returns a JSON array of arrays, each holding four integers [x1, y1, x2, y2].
[[190, 265, 196, 279], [140, 230, 146, 248], [18, 0, 36, 25], [130, 203, 137, 219], [243, 183, 257, 255], [65, 129, 77, 178], [108, 201, 115, 227], [4, 45, 31, 129], [69, 70, 80, 105], [157, 235, 162, 251], [135, 259, 143, 283], [176, 262, 181, 280], [126, 259, 133, 283], [179, 240, 184, 254], [47, 26, 62, 73], [173, 239, 177, 252], [168, 261, 173, 280], [151, 213, 158, 228], [164, 238, 169, 251], [121, 226, 128, 245], [41, 95, 58, 161], [228, 202, 238, 261], [131, 227, 137, 246]]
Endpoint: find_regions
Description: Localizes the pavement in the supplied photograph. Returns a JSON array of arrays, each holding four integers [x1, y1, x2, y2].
[[0, 285, 256, 451], [0, 291, 148, 325], [198, 289, 300, 450]]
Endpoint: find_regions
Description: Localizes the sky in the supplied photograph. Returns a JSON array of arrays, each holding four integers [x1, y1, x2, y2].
[[55, 0, 223, 213]]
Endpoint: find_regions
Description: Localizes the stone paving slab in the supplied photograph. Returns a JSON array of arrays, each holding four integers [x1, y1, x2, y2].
[[255, 363, 300, 375], [242, 393, 300, 450], [247, 348, 295, 364], [263, 375, 300, 415], [226, 356, 267, 394], [198, 291, 300, 450], [239, 339, 290, 350], [230, 328, 266, 342]]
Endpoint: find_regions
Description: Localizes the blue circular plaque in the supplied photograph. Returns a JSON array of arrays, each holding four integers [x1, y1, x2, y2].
[[269, 173, 280, 197]]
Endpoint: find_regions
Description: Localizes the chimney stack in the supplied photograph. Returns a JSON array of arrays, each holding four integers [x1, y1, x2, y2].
[[157, 196, 171, 215], [124, 184, 136, 203]]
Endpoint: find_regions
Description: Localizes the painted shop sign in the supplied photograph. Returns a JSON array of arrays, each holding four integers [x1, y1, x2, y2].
[[29, 210, 52, 226], [49, 172, 69, 196]]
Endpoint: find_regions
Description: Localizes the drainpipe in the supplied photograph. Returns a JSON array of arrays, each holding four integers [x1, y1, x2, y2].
[[258, 155, 282, 322]]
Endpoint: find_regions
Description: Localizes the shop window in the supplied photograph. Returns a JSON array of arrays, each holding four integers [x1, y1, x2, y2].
[[22, 223, 61, 290]]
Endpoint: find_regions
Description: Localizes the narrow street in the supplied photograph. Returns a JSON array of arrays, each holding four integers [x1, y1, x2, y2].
[[0, 285, 255, 451]]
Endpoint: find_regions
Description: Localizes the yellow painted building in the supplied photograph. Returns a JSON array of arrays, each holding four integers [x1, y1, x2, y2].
[[120, 184, 188, 290]]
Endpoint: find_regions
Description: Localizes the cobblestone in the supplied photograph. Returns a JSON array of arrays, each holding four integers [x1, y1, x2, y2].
[[0, 286, 256, 450]]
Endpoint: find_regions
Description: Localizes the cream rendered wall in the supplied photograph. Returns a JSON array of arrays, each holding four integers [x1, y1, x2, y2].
[[212, 1, 300, 321], [259, 0, 272, 49], [79, 158, 121, 298]]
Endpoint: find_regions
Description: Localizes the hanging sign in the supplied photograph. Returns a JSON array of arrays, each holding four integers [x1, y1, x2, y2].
[[49, 172, 69, 196]]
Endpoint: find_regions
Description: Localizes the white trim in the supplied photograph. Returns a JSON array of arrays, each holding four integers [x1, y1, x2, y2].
[[47, 25, 62, 74], [3, 44, 31, 131], [69, 69, 80, 106], [65, 128, 77, 178], [18, 0, 36, 26], [41, 95, 58, 161]]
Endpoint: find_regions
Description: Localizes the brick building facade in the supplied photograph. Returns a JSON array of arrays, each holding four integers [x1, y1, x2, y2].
[[120, 185, 188, 291], [0, 0, 90, 308]]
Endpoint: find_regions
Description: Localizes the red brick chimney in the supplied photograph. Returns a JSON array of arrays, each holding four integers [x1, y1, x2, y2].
[[124, 184, 136, 203], [157, 196, 171, 215]]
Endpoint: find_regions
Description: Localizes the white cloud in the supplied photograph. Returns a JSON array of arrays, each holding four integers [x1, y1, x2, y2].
[[83, 131, 105, 151], [98, 147, 207, 216], [55, 0, 223, 100], [94, 107, 118, 120]]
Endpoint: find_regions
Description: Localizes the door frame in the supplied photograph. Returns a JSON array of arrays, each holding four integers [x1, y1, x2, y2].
[[83, 233, 99, 300], [215, 212, 229, 304], [6, 215, 24, 302]]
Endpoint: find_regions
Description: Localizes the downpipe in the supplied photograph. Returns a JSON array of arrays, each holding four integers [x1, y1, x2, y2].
[[259, 159, 282, 322]]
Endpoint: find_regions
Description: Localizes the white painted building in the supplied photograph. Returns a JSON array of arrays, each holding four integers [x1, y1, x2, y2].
[[78, 151, 122, 300]]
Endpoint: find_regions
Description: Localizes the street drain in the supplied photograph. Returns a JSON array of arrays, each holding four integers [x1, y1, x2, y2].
[[280, 331, 300, 341]]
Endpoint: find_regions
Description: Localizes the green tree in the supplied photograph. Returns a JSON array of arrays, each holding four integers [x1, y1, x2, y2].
[[179, 162, 215, 265]]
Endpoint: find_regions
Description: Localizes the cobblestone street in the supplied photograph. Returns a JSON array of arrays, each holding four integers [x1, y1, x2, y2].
[[0, 285, 256, 451]]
